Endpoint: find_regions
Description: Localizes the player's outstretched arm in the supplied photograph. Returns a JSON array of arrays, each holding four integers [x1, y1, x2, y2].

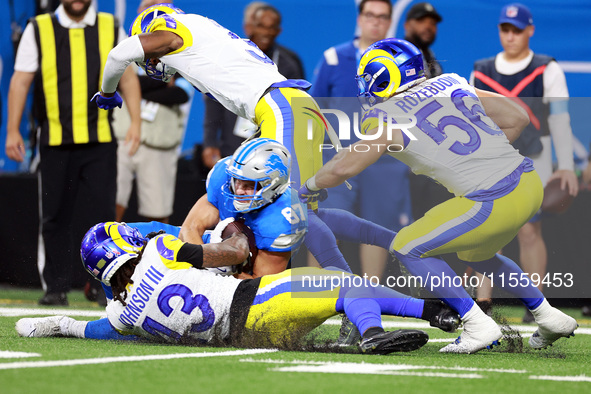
[[101, 36, 146, 95], [475, 88, 529, 143], [100, 31, 182, 97], [310, 129, 397, 190]]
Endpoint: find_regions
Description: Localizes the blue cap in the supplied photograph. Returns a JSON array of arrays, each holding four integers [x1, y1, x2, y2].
[[499, 3, 533, 30]]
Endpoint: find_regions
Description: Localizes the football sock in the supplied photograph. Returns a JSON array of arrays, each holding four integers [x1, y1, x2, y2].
[[305, 209, 352, 272], [462, 254, 544, 310], [60, 318, 87, 338], [392, 250, 475, 317], [336, 281, 425, 335], [84, 318, 138, 340], [317, 208, 396, 250], [342, 297, 383, 335]]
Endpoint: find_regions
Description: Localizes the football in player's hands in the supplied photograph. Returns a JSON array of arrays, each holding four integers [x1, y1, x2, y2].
[[541, 178, 575, 214], [221, 219, 258, 273]]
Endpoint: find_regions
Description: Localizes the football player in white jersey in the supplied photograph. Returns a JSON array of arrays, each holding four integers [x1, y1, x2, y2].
[[300, 38, 578, 354], [93, 3, 322, 190], [93, 2, 397, 282], [17, 221, 462, 354]]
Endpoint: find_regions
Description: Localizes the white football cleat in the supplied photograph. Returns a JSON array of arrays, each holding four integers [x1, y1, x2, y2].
[[528, 300, 578, 349], [440, 304, 502, 354], [15, 316, 72, 338]]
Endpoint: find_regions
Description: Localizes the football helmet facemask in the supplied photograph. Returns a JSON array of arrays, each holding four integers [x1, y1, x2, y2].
[[222, 138, 291, 213]]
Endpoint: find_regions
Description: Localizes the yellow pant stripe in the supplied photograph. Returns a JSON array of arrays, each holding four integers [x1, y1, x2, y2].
[[393, 170, 543, 262]]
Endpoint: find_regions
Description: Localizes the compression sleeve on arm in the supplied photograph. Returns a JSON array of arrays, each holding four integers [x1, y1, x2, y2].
[[548, 110, 575, 171], [177, 243, 204, 268], [101, 35, 145, 93]]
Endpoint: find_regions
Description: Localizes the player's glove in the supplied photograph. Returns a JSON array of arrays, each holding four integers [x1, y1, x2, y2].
[[209, 217, 236, 243], [298, 180, 328, 206], [91, 91, 123, 110]]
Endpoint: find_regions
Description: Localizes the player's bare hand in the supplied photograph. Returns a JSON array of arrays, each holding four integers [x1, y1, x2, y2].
[[5, 130, 25, 162], [548, 169, 579, 197]]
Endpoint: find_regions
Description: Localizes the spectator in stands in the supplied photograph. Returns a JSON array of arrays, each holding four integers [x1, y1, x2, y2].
[[404, 2, 442, 78]]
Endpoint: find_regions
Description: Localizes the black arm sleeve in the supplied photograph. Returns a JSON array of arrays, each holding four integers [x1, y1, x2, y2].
[[177, 243, 204, 268]]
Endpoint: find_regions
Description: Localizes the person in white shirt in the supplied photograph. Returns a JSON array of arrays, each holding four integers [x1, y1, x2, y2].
[[4, 0, 141, 306]]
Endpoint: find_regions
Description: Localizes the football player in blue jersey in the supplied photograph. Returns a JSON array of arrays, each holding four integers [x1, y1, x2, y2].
[[16, 221, 461, 354], [179, 138, 306, 279], [301, 38, 578, 354]]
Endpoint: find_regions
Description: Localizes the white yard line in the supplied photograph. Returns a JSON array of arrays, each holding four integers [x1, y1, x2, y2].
[[242, 358, 588, 382], [0, 348, 277, 370], [0, 307, 105, 318], [0, 351, 41, 359], [530, 375, 591, 382]]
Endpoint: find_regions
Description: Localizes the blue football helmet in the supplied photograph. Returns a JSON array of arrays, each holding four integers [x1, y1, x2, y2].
[[129, 3, 184, 82], [221, 138, 291, 213], [80, 222, 146, 285], [356, 38, 426, 109]]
